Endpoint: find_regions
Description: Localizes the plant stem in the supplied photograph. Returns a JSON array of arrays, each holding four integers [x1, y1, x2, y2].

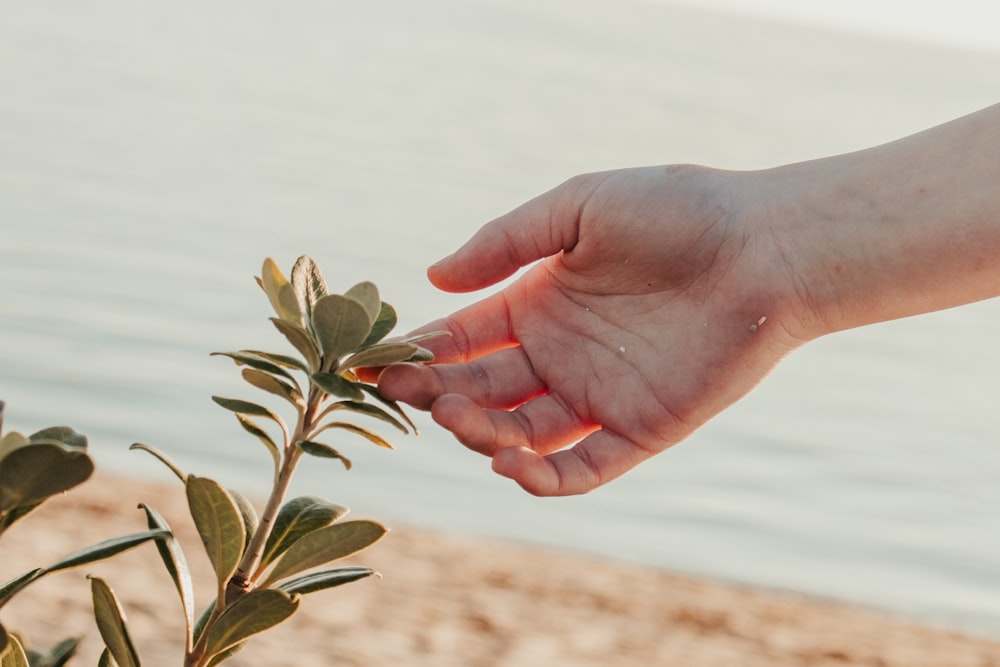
[[225, 445, 301, 603], [224, 387, 321, 603]]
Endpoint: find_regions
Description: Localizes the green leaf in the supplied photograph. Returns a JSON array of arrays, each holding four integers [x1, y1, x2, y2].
[[399, 330, 453, 345], [40, 637, 81, 667], [233, 415, 280, 481], [409, 346, 435, 363], [43, 530, 169, 575], [314, 422, 395, 449], [239, 349, 309, 373], [337, 342, 418, 374], [210, 351, 296, 383], [259, 497, 349, 570], [206, 643, 247, 667], [90, 577, 140, 667], [321, 401, 408, 434], [261, 520, 387, 587], [0, 442, 94, 513], [97, 648, 115, 667], [358, 384, 418, 433], [128, 443, 187, 483], [202, 589, 299, 662], [240, 368, 303, 410], [343, 282, 381, 324], [0, 632, 28, 667], [359, 301, 398, 348], [0, 569, 43, 609], [311, 295, 372, 367], [296, 441, 352, 470], [186, 476, 246, 591], [28, 426, 87, 449], [138, 504, 194, 652], [228, 488, 259, 555], [0, 500, 42, 533], [290, 255, 328, 322], [310, 372, 364, 401], [191, 600, 215, 647], [211, 397, 288, 443], [259, 258, 302, 326], [269, 318, 321, 373], [275, 566, 379, 596]]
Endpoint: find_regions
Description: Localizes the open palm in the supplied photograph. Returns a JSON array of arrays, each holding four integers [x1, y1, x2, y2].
[[379, 166, 805, 495]]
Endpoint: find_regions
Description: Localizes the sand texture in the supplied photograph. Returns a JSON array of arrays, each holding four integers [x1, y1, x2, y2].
[[2, 475, 998, 666]]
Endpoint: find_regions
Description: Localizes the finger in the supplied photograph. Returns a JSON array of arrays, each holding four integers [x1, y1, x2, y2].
[[379, 347, 546, 411], [430, 392, 596, 457], [401, 290, 521, 365], [428, 173, 607, 293], [491, 430, 657, 497]]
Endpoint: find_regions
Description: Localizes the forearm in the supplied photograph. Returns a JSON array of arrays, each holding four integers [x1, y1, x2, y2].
[[764, 103, 1000, 339]]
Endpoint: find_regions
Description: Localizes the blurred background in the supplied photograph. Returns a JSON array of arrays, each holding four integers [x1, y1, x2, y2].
[[1, 0, 999, 638]]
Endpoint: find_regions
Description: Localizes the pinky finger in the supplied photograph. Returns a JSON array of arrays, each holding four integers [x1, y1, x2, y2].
[[490, 430, 657, 497]]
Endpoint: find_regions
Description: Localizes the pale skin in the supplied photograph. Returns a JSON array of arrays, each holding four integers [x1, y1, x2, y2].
[[373, 103, 1000, 497]]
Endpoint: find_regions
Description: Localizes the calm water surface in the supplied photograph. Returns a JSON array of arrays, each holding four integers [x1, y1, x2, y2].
[[2, 0, 999, 636]]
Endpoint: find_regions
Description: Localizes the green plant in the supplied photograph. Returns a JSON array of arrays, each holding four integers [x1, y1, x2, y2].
[[0, 401, 166, 666], [96, 256, 444, 667]]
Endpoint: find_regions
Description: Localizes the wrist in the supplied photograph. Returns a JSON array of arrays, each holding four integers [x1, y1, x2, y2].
[[751, 105, 1000, 340]]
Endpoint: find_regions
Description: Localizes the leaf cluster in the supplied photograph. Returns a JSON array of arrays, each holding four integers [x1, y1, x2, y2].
[[210, 256, 445, 474], [0, 403, 166, 666], [89, 257, 440, 667]]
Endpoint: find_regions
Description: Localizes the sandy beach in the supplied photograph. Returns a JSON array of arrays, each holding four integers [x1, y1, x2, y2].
[[0, 474, 997, 666]]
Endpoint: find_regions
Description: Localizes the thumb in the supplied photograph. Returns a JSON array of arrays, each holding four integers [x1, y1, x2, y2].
[[428, 173, 606, 293]]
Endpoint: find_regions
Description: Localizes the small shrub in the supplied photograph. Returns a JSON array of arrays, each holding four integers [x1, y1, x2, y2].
[[2, 255, 442, 667]]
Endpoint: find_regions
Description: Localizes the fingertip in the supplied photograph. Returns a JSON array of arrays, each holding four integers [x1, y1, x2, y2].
[[492, 446, 559, 497], [377, 363, 440, 410], [426, 241, 510, 293]]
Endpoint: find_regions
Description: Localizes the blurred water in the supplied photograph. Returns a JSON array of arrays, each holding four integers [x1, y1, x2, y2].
[[1, 0, 999, 637]]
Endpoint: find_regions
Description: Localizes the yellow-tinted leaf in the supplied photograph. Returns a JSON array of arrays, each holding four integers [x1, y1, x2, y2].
[[0, 631, 28, 667], [260, 258, 302, 325]]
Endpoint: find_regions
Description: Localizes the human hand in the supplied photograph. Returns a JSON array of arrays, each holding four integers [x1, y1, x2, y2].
[[376, 166, 809, 495]]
